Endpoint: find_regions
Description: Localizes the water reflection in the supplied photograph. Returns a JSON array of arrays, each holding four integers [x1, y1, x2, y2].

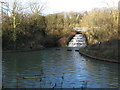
[[2, 47, 119, 88]]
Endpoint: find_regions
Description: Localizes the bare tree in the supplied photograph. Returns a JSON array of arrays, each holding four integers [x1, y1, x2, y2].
[[5, 0, 25, 42], [29, 1, 46, 14]]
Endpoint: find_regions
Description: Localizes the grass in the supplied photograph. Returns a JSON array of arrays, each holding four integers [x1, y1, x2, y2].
[[80, 39, 119, 60]]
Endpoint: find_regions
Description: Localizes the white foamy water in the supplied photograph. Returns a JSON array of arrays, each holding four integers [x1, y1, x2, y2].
[[68, 34, 86, 47]]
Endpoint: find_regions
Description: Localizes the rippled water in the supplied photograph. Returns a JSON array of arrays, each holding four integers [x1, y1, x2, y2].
[[2, 47, 119, 88]]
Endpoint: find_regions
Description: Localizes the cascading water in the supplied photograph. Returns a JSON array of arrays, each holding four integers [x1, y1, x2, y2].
[[68, 34, 87, 47]]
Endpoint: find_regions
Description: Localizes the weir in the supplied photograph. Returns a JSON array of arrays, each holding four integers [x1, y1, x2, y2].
[[68, 34, 87, 47]]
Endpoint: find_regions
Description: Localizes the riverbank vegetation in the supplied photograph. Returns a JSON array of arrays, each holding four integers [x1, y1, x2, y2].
[[79, 2, 119, 61], [79, 1, 119, 61], [80, 7, 119, 44], [2, 0, 81, 51], [80, 39, 119, 61], [2, 0, 119, 54]]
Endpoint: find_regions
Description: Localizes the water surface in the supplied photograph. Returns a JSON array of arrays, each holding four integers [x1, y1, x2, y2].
[[2, 47, 119, 88]]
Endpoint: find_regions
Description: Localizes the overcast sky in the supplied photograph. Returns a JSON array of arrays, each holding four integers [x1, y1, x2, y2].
[[6, 0, 119, 15]]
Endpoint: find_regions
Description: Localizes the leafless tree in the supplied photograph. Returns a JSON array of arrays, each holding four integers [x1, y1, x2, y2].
[[28, 1, 46, 14]]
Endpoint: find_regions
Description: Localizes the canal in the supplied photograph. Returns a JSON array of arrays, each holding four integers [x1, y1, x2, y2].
[[2, 47, 119, 88]]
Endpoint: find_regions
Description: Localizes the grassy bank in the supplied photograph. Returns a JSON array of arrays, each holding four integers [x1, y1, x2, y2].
[[80, 39, 119, 61]]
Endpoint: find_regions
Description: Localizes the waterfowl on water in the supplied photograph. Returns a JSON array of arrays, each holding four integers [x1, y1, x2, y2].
[[54, 83, 57, 87], [22, 77, 26, 79], [52, 83, 57, 88], [75, 50, 79, 52], [62, 76, 64, 79], [67, 49, 72, 51], [40, 78, 42, 81], [62, 73, 64, 79]]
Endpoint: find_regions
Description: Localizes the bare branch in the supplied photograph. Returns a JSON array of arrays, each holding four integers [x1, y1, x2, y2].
[[28, 1, 45, 14]]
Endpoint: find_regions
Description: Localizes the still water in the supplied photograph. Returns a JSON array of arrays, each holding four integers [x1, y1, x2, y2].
[[2, 47, 119, 88]]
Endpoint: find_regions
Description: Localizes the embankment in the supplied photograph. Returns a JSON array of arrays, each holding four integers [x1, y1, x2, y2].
[[79, 39, 120, 63]]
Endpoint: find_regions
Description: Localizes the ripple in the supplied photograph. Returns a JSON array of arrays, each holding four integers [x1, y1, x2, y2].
[[2, 47, 119, 88]]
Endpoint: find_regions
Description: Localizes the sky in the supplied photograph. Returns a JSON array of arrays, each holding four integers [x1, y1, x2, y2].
[[4, 0, 119, 15], [43, 0, 119, 14]]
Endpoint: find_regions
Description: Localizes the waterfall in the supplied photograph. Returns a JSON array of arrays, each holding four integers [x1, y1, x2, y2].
[[68, 34, 87, 47]]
